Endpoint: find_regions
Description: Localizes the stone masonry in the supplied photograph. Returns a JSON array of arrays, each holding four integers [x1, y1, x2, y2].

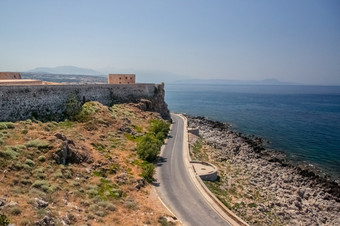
[[0, 72, 21, 80], [0, 83, 169, 122], [108, 74, 136, 84]]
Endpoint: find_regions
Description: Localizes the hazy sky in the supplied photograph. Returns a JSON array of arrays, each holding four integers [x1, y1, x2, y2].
[[1, 0, 339, 85]]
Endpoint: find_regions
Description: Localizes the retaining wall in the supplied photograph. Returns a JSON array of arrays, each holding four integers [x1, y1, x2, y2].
[[191, 160, 218, 181]]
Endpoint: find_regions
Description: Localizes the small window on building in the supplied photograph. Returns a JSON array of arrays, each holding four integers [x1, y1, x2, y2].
[[119, 77, 121, 80]]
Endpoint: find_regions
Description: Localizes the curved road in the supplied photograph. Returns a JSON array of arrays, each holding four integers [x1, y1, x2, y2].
[[155, 114, 228, 226]]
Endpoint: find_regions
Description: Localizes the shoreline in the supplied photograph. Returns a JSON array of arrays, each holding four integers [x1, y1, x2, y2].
[[186, 114, 340, 225], [187, 114, 340, 184]]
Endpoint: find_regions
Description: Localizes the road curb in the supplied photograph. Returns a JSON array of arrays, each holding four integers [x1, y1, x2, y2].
[[176, 113, 249, 226]]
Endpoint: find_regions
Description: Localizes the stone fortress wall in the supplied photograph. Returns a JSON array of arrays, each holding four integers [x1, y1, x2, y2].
[[0, 83, 169, 122]]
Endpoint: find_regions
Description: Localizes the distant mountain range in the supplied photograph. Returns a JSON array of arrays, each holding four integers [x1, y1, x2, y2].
[[28, 66, 105, 76], [25, 66, 299, 85], [174, 78, 299, 85]]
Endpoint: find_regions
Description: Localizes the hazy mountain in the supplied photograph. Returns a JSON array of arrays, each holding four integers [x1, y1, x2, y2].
[[174, 78, 299, 85], [28, 66, 105, 76]]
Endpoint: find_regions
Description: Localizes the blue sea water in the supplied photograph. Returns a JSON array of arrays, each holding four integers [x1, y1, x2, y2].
[[165, 84, 340, 179]]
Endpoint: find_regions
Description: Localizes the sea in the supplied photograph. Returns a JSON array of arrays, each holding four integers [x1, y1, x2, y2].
[[165, 84, 340, 180]]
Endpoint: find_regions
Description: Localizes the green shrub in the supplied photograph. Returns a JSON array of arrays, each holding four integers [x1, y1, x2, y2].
[[98, 201, 116, 211], [124, 199, 138, 210], [0, 122, 14, 130], [8, 206, 21, 216], [149, 120, 170, 141], [65, 96, 82, 119], [0, 213, 10, 225], [0, 147, 20, 159], [75, 101, 100, 122], [25, 139, 49, 149], [141, 162, 155, 183], [91, 143, 106, 152], [58, 120, 74, 128], [51, 170, 63, 180], [25, 159, 35, 167], [132, 125, 143, 133], [31, 180, 50, 192], [97, 178, 122, 200], [38, 155, 46, 162], [137, 134, 162, 162], [33, 167, 46, 179], [193, 139, 203, 154]]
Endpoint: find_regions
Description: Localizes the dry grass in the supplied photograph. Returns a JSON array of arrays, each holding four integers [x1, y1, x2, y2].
[[0, 102, 177, 225]]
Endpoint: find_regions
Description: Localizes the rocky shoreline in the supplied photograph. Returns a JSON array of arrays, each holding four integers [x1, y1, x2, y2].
[[187, 115, 340, 225]]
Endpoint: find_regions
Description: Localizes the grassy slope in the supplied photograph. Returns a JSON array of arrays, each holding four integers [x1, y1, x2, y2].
[[0, 102, 174, 226]]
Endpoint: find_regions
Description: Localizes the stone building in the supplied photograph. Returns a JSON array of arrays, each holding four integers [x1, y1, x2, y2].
[[0, 72, 21, 80], [0, 72, 44, 85], [108, 74, 136, 84]]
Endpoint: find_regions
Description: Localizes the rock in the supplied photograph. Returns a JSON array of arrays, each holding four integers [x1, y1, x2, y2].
[[119, 123, 132, 134], [115, 173, 129, 185], [53, 134, 93, 165], [137, 99, 153, 111], [135, 178, 145, 190], [35, 198, 48, 208], [35, 216, 55, 226], [6, 201, 18, 207], [187, 115, 340, 225], [0, 198, 6, 207]]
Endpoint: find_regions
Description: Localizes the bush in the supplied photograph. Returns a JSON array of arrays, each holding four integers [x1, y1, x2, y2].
[[65, 95, 82, 119], [75, 101, 100, 122], [25, 139, 49, 149], [8, 206, 21, 216], [149, 120, 170, 141], [38, 155, 46, 162], [0, 213, 10, 225], [0, 147, 20, 159], [137, 134, 162, 162], [25, 159, 35, 167], [141, 162, 155, 183], [0, 122, 14, 130], [31, 180, 50, 192]]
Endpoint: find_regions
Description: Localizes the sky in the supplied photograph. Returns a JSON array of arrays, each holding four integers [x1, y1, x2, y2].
[[0, 0, 339, 85]]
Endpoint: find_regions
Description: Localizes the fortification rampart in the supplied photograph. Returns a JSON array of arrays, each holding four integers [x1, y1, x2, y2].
[[0, 83, 169, 122]]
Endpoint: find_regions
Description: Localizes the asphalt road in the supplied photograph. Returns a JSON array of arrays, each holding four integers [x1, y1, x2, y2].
[[155, 114, 228, 226]]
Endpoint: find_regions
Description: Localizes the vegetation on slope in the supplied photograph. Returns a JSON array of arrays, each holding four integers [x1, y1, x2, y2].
[[0, 101, 174, 225]]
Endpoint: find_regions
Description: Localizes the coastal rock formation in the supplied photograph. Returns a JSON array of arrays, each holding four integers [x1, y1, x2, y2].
[[188, 116, 340, 225]]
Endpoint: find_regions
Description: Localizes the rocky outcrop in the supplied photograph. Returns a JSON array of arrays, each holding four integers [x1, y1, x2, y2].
[[188, 115, 340, 225], [148, 83, 170, 120], [53, 133, 93, 165]]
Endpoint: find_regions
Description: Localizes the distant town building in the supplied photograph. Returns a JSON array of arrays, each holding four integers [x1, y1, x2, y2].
[[0, 72, 44, 85], [0, 72, 21, 80], [108, 74, 136, 84]]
